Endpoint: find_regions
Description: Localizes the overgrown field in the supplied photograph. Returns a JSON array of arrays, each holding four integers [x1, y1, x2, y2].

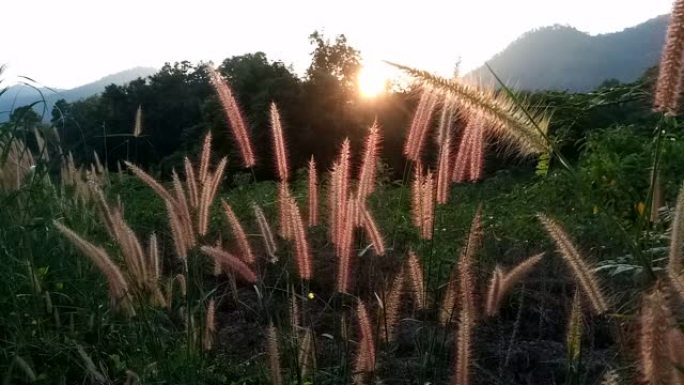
[[4, 14, 684, 385]]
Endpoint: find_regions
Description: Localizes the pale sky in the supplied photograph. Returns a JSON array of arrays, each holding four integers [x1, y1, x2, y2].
[[1, 0, 675, 89]]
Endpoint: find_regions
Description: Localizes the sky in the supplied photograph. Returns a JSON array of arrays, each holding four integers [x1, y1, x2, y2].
[[0, 0, 675, 89]]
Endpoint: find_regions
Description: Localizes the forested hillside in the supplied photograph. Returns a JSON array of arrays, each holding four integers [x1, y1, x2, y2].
[[0, 67, 156, 121], [467, 15, 667, 91]]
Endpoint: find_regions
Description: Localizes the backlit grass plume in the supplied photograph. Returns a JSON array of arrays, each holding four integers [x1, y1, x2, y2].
[[207, 66, 256, 167], [59, 151, 110, 204], [485, 253, 544, 316], [147, 233, 160, 283], [484, 266, 503, 318], [456, 207, 482, 323], [452, 113, 486, 183], [298, 327, 315, 379], [278, 182, 293, 239], [104, 208, 149, 288], [436, 99, 455, 203], [334, 139, 351, 246], [421, 170, 435, 239], [453, 266, 475, 385], [308, 156, 318, 227], [411, 164, 435, 239], [289, 288, 300, 330], [89, 189, 167, 306], [0, 136, 35, 191], [411, 163, 424, 229], [388, 62, 550, 156], [289, 197, 313, 280], [538, 214, 608, 314], [356, 122, 381, 213], [360, 206, 385, 256], [30, 129, 48, 162], [381, 267, 405, 342], [639, 286, 676, 385], [354, 300, 376, 375], [337, 198, 356, 293], [668, 328, 684, 384], [171, 169, 195, 247], [667, 185, 684, 298], [124, 133, 226, 239], [440, 206, 483, 325], [203, 299, 216, 351], [404, 88, 438, 161], [406, 251, 426, 309], [566, 291, 583, 364], [440, 281, 459, 325], [199, 133, 212, 186], [266, 324, 283, 385], [654, 0, 684, 115], [165, 198, 189, 260], [221, 199, 255, 264], [270, 103, 289, 181], [199, 246, 258, 283], [123, 161, 175, 203], [253, 203, 278, 262], [199, 156, 228, 235], [329, 162, 341, 244], [53, 221, 133, 314], [184, 159, 198, 208]]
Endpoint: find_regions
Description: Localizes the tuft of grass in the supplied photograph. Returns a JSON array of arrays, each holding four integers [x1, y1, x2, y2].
[[538, 214, 609, 314]]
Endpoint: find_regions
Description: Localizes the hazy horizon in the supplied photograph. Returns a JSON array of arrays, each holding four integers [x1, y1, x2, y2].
[[1, 0, 675, 89]]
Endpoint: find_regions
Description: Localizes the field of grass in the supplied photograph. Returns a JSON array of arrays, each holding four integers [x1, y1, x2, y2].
[[4, 22, 684, 385]]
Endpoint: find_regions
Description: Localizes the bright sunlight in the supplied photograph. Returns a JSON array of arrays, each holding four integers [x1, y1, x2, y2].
[[358, 62, 389, 98]]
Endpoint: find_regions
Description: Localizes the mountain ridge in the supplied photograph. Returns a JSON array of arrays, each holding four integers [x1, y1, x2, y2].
[[466, 14, 668, 91], [0, 66, 157, 120]]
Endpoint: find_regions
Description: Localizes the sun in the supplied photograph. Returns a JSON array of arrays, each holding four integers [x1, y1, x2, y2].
[[357, 62, 389, 98]]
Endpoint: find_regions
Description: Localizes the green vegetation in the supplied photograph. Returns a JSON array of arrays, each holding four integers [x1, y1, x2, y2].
[[2, 28, 684, 385]]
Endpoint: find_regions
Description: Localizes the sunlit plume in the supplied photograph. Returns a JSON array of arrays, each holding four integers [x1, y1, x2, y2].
[[278, 182, 293, 239], [270, 103, 289, 181], [404, 89, 438, 161], [354, 300, 376, 374], [453, 113, 486, 183], [207, 66, 256, 168], [308, 157, 318, 227], [252, 203, 278, 262], [337, 198, 356, 293], [199, 246, 257, 283], [436, 99, 456, 203], [221, 199, 255, 264], [382, 267, 405, 342], [288, 197, 312, 280]]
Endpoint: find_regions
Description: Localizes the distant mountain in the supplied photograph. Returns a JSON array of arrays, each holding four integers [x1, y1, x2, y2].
[[466, 15, 668, 91], [0, 66, 157, 120]]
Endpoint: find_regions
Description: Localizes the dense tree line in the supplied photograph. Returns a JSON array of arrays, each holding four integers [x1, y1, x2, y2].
[[47, 33, 415, 181], [12, 31, 661, 183]]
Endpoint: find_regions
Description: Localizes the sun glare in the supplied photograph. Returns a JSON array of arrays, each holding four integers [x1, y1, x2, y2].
[[358, 63, 389, 98]]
